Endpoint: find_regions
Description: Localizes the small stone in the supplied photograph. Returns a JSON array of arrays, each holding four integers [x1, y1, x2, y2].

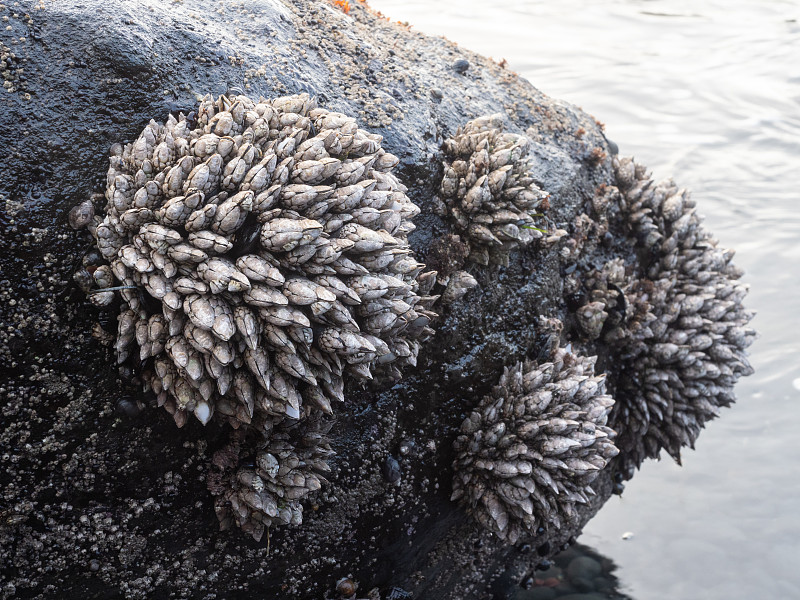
[[528, 588, 557, 600], [382, 455, 401, 485], [115, 396, 141, 418], [453, 58, 469, 74], [429, 87, 443, 100]]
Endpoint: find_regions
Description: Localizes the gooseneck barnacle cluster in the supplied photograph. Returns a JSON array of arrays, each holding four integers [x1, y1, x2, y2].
[[73, 94, 756, 544], [81, 92, 437, 538], [451, 339, 619, 544], [438, 114, 564, 266], [579, 157, 756, 473]]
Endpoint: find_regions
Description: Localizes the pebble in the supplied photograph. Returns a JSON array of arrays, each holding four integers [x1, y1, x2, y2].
[[528, 588, 557, 600], [382, 455, 401, 485], [115, 396, 142, 418], [570, 576, 595, 593], [429, 87, 443, 101], [592, 575, 613, 594], [510, 587, 557, 600], [453, 58, 469, 73]]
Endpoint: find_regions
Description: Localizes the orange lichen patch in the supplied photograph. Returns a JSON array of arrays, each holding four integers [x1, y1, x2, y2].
[[332, 0, 350, 13], [539, 194, 551, 211], [575, 126, 586, 138], [588, 147, 608, 166]]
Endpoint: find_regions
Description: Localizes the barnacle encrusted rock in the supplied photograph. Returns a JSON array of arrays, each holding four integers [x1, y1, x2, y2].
[[84, 92, 437, 537], [439, 114, 561, 265], [9, 0, 759, 593], [587, 157, 756, 473], [451, 342, 619, 544]]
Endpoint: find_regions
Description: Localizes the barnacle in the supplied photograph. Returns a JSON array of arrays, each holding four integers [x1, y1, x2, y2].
[[439, 114, 564, 266], [208, 412, 333, 541], [587, 157, 756, 473], [83, 92, 437, 537], [451, 341, 618, 544]]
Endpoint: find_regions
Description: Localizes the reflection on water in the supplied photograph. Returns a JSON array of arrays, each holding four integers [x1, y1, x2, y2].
[[369, 1, 800, 598]]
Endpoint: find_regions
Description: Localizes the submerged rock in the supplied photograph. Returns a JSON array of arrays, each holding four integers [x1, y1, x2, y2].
[[0, 0, 751, 598]]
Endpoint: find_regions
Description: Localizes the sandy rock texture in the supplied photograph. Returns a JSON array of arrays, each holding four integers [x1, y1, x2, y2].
[[0, 0, 694, 599]]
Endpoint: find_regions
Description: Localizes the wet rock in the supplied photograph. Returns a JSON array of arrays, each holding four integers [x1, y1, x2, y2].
[[567, 556, 602, 583], [0, 0, 747, 598], [528, 588, 557, 600]]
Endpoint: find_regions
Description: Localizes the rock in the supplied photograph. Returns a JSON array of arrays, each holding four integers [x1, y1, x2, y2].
[[528, 588, 558, 600], [453, 58, 470, 73], [567, 556, 603, 583], [0, 0, 750, 598], [511, 587, 557, 600]]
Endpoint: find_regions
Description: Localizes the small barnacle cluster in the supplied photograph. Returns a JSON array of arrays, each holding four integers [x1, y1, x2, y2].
[[208, 412, 333, 540], [573, 257, 628, 341], [439, 114, 558, 266], [422, 233, 477, 306], [80, 92, 438, 537], [451, 342, 618, 544], [588, 157, 756, 472]]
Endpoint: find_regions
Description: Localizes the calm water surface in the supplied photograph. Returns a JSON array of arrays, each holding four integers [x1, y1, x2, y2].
[[369, 1, 800, 598]]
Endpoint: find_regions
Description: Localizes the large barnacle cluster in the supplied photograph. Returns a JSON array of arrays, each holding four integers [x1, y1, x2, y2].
[[451, 342, 618, 544], [84, 93, 438, 537], [439, 114, 556, 265], [591, 157, 756, 473]]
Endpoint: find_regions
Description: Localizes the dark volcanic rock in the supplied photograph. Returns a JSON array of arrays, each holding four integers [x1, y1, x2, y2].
[[0, 1, 623, 599]]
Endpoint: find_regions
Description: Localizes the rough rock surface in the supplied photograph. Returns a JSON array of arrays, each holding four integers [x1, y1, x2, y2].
[[0, 1, 738, 599]]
